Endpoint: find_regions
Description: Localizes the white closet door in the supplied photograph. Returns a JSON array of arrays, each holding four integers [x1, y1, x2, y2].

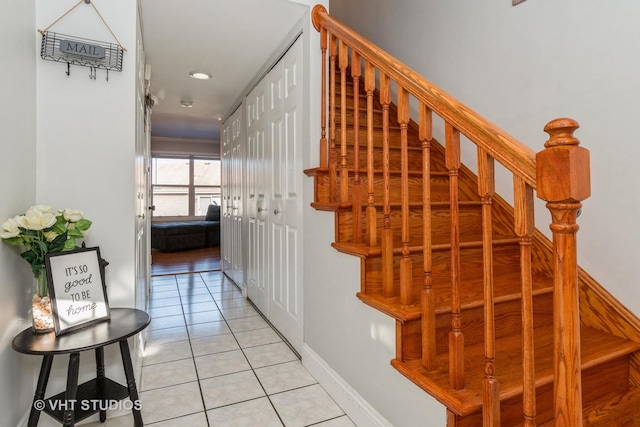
[[246, 80, 269, 313], [221, 119, 233, 273], [221, 107, 243, 283], [267, 37, 303, 351], [231, 113, 244, 285]]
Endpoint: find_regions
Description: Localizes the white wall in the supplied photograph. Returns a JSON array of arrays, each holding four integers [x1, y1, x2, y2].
[[327, 0, 640, 315], [32, 1, 140, 424], [36, 0, 139, 308], [0, 1, 39, 425]]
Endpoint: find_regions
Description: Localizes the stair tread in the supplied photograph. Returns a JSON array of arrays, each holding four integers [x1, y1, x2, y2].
[[313, 200, 483, 213], [333, 234, 520, 257], [306, 166, 448, 176], [392, 324, 640, 416], [356, 270, 553, 321]]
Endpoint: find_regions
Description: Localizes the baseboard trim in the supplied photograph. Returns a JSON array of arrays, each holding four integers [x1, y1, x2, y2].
[[301, 344, 392, 427]]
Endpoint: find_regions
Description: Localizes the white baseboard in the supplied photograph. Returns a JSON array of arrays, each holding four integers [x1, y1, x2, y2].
[[301, 344, 392, 427]]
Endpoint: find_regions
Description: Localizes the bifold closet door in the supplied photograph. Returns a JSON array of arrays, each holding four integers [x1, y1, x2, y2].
[[246, 79, 269, 314], [267, 37, 303, 351], [221, 107, 244, 284], [244, 37, 304, 351]]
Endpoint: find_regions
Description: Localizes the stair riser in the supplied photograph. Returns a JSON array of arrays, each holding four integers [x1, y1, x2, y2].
[[363, 244, 523, 299], [434, 291, 554, 354], [457, 356, 633, 426], [313, 172, 476, 205], [341, 173, 454, 204], [398, 291, 554, 361], [334, 105, 388, 128], [335, 126, 423, 150], [335, 202, 517, 244], [334, 141, 425, 171], [336, 205, 485, 244]]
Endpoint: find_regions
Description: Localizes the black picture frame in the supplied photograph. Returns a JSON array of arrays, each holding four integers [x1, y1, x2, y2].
[[45, 246, 110, 335]]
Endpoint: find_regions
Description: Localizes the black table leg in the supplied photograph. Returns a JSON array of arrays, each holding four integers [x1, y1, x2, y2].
[[95, 347, 107, 423], [28, 354, 54, 427], [62, 352, 80, 427], [119, 339, 143, 427]]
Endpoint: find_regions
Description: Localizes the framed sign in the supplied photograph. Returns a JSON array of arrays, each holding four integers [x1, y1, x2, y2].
[[45, 247, 110, 335]]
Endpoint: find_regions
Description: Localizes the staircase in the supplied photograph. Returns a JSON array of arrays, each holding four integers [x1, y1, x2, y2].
[[306, 5, 640, 426]]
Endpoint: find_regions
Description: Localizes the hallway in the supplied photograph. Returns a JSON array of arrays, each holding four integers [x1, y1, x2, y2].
[[77, 264, 355, 426]]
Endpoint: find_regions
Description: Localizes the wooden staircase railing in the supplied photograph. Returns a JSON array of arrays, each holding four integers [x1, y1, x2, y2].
[[311, 5, 591, 426]]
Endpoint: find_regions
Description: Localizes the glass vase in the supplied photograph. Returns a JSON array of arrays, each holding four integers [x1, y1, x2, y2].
[[31, 270, 54, 334]]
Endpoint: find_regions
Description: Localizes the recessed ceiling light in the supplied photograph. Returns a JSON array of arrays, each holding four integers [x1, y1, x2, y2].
[[180, 101, 193, 108], [189, 71, 212, 80]]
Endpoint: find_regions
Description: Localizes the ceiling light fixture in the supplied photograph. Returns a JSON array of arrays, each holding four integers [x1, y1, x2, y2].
[[189, 71, 212, 80], [180, 101, 193, 108]]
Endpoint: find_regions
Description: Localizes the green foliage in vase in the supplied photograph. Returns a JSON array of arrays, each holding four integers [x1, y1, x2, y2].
[[1, 205, 92, 295]]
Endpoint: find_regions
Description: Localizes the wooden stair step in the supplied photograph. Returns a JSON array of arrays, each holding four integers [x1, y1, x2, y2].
[[336, 127, 423, 149], [356, 271, 553, 322], [304, 166, 449, 178], [390, 324, 640, 417], [335, 206, 515, 245], [518, 384, 640, 426], [332, 235, 519, 258], [334, 106, 387, 128], [571, 385, 640, 426], [310, 199, 484, 214]]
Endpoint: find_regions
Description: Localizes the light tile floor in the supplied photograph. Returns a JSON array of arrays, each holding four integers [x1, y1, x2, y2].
[[84, 271, 355, 427]]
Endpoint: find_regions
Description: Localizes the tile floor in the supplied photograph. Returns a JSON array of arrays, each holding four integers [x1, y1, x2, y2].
[[84, 271, 355, 427]]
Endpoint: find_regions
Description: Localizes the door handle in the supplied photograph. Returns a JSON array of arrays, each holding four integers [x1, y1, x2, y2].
[[273, 209, 281, 215]]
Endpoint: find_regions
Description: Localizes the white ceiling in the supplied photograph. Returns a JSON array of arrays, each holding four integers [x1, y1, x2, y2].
[[140, 0, 309, 141]]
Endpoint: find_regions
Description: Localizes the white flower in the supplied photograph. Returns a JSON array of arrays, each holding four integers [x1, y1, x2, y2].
[[62, 208, 84, 223], [1, 216, 21, 239], [33, 205, 58, 216], [16, 207, 57, 231]]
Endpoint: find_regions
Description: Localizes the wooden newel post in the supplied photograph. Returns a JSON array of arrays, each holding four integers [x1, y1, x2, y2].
[[536, 118, 590, 427]]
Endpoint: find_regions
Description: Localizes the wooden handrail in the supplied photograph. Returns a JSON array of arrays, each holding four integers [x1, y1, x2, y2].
[[312, 5, 537, 187]]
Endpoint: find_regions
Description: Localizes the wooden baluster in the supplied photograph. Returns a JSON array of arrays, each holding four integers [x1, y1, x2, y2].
[[398, 86, 412, 305], [478, 148, 499, 426], [351, 51, 362, 243], [380, 73, 394, 297], [420, 103, 436, 370], [319, 26, 328, 168], [514, 175, 536, 427], [446, 122, 464, 390], [445, 122, 464, 390], [365, 62, 377, 247], [339, 40, 349, 204], [328, 33, 337, 202], [536, 118, 590, 427]]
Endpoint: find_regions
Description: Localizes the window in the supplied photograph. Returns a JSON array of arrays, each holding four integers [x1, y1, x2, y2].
[[151, 156, 221, 219]]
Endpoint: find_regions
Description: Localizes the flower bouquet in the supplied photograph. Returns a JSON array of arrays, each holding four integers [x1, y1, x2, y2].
[[1, 205, 91, 332]]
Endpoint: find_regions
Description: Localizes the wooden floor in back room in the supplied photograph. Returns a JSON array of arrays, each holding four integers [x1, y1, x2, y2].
[[151, 246, 221, 276]]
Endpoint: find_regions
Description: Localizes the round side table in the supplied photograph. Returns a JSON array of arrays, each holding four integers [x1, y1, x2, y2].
[[12, 308, 150, 427]]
